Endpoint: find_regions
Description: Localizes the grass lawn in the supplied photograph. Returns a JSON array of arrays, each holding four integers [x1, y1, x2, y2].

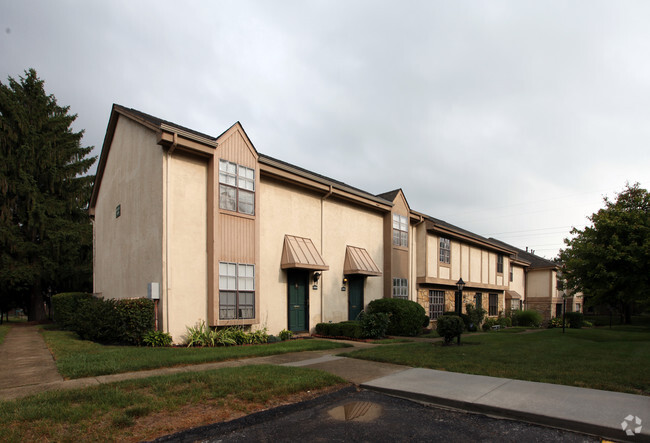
[[0, 324, 9, 345], [370, 338, 413, 344], [342, 326, 650, 395], [41, 328, 350, 379], [0, 364, 346, 442]]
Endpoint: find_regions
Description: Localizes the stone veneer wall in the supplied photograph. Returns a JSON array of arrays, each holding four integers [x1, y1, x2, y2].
[[418, 288, 505, 327]]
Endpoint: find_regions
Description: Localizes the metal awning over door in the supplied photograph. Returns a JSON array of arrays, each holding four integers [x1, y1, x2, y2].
[[281, 235, 329, 270], [343, 245, 382, 276]]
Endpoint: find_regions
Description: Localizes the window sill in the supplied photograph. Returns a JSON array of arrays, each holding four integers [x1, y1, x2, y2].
[[219, 209, 256, 220]]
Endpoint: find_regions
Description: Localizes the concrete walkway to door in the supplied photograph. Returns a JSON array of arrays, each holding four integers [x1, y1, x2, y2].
[[0, 323, 63, 392]]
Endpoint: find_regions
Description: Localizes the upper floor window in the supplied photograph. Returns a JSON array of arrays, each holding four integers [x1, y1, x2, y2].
[[392, 214, 408, 247], [392, 278, 408, 299], [219, 160, 255, 215], [509, 265, 513, 282], [497, 254, 504, 274], [439, 237, 451, 264]]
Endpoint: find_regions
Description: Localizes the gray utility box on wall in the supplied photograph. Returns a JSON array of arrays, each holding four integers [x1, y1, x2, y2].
[[148, 282, 160, 300]]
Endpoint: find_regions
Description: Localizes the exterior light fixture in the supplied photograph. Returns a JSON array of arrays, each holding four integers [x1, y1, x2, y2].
[[313, 272, 321, 283]]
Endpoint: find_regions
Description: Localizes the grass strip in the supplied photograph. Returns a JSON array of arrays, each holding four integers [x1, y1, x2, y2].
[[342, 326, 650, 395], [0, 324, 9, 345], [0, 364, 345, 442], [41, 328, 350, 379]]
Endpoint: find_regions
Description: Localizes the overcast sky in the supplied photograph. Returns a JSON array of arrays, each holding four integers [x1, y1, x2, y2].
[[3, 0, 649, 259]]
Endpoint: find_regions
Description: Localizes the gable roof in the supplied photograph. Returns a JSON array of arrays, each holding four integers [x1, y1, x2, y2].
[[488, 238, 557, 270], [90, 104, 392, 213]]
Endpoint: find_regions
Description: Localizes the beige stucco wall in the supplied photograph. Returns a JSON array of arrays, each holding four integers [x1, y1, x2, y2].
[[165, 152, 208, 342], [93, 116, 163, 302], [510, 265, 526, 296], [526, 270, 552, 298], [259, 177, 384, 334]]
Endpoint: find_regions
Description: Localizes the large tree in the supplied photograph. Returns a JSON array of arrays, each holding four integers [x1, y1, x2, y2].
[[0, 69, 96, 321], [560, 183, 650, 324]]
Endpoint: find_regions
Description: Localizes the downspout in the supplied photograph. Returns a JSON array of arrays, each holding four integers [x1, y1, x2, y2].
[[164, 132, 178, 334], [412, 214, 424, 302], [320, 185, 333, 323]]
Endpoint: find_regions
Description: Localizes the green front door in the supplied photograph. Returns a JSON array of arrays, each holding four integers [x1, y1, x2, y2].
[[288, 270, 308, 332], [348, 276, 364, 321]]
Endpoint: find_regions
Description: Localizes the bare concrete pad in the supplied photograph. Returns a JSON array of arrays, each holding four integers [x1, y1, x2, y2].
[[299, 357, 409, 384]]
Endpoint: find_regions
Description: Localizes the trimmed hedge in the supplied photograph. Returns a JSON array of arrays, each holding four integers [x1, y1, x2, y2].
[[511, 309, 542, 327], [53, 294, 154, 345], [52, 292, 93, 330], [366, 298, 427, 336], [565, 312, 584, 329], [315, 321, 363, 339]]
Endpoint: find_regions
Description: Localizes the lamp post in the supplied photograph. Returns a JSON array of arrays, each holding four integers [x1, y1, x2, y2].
[[456, 278, 465, 345], [562, 291, 567, 334]]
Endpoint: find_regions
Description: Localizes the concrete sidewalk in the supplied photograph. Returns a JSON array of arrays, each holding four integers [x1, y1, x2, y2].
[[1, 326, 648, 442], [0, 323, 63, 391], [284, 353, 650, 442]]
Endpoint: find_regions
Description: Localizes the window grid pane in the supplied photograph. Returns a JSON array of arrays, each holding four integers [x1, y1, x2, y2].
[[489, 293, 498, 316], [440, 237, 451, 264], [429, 290, 445, 319], [219, 184, 237, 211]]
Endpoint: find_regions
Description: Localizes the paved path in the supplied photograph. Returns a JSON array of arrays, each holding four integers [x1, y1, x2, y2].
[[0, 324, 63, 391], [1, 326, 648, 442]]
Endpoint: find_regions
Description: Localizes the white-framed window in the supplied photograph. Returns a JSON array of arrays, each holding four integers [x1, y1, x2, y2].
[[429, 290, 445, 319], [439, 237, 451, 264], [392, 214, 408, 247], [489, 293, 498, 316], [219, 262, 255, 320], [497, 254, 504, 274], [219, 159, 255, 215], [392, 278, 408, 299], [509, 265, 513, 282]]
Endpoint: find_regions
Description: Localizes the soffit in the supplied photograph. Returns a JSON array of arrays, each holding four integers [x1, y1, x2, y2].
[[344, 246, 382, 276], [281, 235, 329, 270]]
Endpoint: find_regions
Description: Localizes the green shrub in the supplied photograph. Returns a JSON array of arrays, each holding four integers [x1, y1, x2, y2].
[[113, 298, 155, 345], [565, 312, 584, 329], [465, 304, 486, 332], [142, 330, 172, 347], [436, 315, 464, 344], [279, 329, 293, 341], [512, 309, 542, 327], [366, 298, 427, 336], [423, 315, 430, 327], [185, 322, 268, 347], [498, 316, 512, 328], [339, 321, 363, 338], [482, 318, 497, 331], [583, 320, 593, 327], [51, 292, 93, 330], [548, 317, 563, 328], [361, 312, 390, 338]]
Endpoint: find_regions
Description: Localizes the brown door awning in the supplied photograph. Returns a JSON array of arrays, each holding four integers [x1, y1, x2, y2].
[[344, 245, 382, 276], [505, 290, 522, 300], [281, 235, 329, 270]]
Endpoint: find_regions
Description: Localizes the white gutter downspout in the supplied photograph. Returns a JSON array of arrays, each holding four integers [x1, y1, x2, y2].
[[164, 132, 178, 335], [320, 185, 333, 323]]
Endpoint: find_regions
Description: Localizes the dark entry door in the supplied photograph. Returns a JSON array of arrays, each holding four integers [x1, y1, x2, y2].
[[288, 270, 308, 332], [348, 277, 364, 320]]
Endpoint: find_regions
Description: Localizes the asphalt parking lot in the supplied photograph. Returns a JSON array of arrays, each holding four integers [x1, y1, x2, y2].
[[154, 387, 598, 442]]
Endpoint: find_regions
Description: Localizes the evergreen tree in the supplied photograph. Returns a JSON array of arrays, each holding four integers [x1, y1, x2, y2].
[[0, 69, 96, 321], [560, 183, 650, 324]]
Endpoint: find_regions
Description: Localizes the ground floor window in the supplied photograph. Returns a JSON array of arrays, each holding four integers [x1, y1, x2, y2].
[[489, 293, 498, 316], [475, 293, 482, 310], [555, 303, 562, 317], [429, 290, 445, 319], [219, 262, 255, 319], [511, 300, 522, 311], [392, 278, 408, 299], [575, 303, 581, 312]]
